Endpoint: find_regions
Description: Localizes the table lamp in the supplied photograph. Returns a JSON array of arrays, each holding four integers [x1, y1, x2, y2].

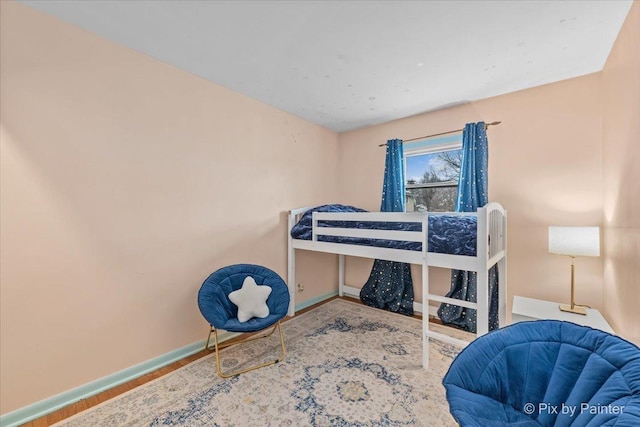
[[548, 226, 600, 315]]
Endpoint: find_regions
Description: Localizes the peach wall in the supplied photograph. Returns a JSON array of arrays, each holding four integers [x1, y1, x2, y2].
[[0, 2, 339, 414], [602, 1, 640, 345], [338, 74, 605, 315], [2, 0, 637, 419]]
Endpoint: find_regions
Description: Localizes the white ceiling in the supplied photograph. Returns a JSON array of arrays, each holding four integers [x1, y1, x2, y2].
[[20, 0, 633, 133]]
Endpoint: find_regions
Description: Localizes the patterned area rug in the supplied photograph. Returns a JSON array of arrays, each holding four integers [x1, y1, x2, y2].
[[54, 299, 473, 426]]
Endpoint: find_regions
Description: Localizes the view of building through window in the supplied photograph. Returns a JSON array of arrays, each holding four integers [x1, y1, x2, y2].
[[405, 148, 461, 212]]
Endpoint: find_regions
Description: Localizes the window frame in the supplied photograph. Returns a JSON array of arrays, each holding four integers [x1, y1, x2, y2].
[[403, 136, 462, 212]]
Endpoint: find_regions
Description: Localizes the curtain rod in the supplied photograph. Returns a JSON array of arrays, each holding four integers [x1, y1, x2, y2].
[[378, 121, 502, 147]]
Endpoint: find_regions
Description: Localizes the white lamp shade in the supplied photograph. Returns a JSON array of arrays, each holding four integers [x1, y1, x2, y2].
[[548, 226, 600, 257]]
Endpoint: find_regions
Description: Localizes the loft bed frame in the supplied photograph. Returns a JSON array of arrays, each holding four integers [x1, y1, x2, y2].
[[287, 202, 507, 369]]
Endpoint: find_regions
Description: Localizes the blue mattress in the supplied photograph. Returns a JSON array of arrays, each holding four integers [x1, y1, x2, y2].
[[290, 204, 477, 256]]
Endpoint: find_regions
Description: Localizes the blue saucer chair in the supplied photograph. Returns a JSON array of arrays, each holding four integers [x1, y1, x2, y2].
[[197, 264, 290, 378], [443, 320, 640, 426]]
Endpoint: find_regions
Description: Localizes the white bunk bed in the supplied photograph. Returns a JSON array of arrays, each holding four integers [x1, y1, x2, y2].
[[287, 202, 507, 369]]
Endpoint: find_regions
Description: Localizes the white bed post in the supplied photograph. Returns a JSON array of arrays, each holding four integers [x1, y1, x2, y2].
[[498, 210, 508, 326], [338, 255, 345, 297], [421, 214, 429, 369], [287, 211, 296, 317], [476, 207, 489, 336]]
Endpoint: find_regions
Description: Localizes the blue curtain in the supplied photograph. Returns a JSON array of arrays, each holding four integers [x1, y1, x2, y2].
[[437, 122, 499, 332], [360, 139, 414, 315]]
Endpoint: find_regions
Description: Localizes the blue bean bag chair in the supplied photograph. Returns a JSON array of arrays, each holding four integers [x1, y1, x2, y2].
[[443, 320, 640, 426]]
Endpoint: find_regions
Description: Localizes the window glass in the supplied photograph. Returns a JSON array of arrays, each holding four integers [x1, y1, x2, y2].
[[405, 148, 461, 212]]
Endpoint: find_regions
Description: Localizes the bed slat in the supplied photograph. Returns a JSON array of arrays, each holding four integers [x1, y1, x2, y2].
[[315, 227, 424, 242]]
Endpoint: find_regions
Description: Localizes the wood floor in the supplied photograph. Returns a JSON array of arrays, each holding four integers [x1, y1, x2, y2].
[[22, 296, 430, 426], [22, 296, 340, 426], [22, 346, 214, 427]]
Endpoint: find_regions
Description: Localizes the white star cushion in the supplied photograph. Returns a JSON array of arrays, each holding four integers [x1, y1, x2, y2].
[[228, 276, 272, 323]]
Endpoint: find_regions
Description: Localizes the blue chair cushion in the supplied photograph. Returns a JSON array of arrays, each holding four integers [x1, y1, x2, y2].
[[197, 264, 290, 333], [443, 320, 640, 426]]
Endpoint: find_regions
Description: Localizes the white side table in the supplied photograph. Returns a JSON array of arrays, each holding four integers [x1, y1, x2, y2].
[[512, 296, 614, 334]]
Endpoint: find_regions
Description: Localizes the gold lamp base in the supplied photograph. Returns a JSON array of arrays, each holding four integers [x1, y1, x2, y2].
[[558, 256, 587, 315], [559, 304, 587, 315]]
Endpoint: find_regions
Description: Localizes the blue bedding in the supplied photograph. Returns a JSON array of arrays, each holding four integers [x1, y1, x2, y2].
[[290, 204, 478, 256]]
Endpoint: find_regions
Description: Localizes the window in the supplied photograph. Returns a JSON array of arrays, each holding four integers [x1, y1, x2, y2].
[[404, 136, 462, 212]]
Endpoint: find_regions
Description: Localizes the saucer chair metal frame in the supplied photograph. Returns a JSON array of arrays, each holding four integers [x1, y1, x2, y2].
[[198, 264, 290, 378]]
